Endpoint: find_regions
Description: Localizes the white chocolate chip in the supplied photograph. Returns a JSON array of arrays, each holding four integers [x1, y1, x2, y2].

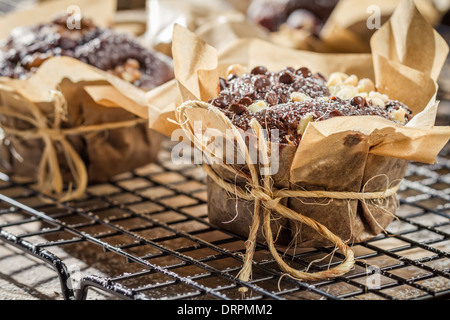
[[226, 64, 247, 77], [297, 113, 314, 135], [326, 72, 349, 87], [247, 100, 268, 113], [389, 108, 407, 123], [291, 92, 311, 102]]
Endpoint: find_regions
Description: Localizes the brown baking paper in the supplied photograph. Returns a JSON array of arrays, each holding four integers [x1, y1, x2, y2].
[[0, 1, 172, 201], [319, 0, 449, 53]]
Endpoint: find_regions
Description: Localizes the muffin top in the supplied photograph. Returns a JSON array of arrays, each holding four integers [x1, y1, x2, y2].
[[0, 14, 174, 90], [209, 65, 412, 145]]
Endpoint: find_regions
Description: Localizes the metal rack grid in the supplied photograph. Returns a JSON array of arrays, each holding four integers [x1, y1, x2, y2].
[[0, 139, 449, 300]]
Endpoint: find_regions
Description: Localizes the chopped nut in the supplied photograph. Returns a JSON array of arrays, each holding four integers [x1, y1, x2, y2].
[[121, 69, 141, 83], [327, 86, 339, 96], [109, 58, 142, 83], [124, 58, 139, 69], [226, 64, 247, 77], [248, 100, 268, 113], [326, 72, 349, 87], [368, 91, 389, 102], [335, 85, 358, 99], [291, 92, 311, 102], [343, 74, 358, 86], [389, 108, 407, 123], [296, 112, 314, 135], [357, 78, 375, 93], [368, 97, 386, 108], [358, 92, 368, 98]]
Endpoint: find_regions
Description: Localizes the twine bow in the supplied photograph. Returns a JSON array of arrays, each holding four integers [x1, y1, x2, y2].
[[176, 100, 400, 290], [0, 90, 145, 202]]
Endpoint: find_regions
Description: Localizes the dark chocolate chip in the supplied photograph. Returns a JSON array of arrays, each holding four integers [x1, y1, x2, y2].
[[239, 96, 252, 106], [251, 66, 267, 75], [240, 88, 255, 99], [211, 94, 231, 108], [296, 67, 312, 78], [279, 71, 294, 84], [350, 96, 367, 108], [254, 75, 271, 92], [228, 103, 248, 115], [265, 91, 278, 105], [219, 77, 227, 91]]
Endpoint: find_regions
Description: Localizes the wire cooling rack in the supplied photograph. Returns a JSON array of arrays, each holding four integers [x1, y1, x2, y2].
[[0, 139, 449, 300]]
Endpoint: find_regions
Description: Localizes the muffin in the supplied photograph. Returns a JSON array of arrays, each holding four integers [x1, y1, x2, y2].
[[0, 14, 174, 90], [0, 14, 174, 200], [247, 0, 339, 35], [204, 64, 412, 247]]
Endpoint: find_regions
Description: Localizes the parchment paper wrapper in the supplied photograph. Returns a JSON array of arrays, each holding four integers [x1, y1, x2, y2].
[[148, 0, 450, 249], [0, 0, 172, 200]]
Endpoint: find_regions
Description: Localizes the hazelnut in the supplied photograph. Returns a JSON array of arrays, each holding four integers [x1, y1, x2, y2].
[[368, 91, 389, 102], [326, 72, 349, 87], [335, 85, 358, 99], [357, 78, 375, 93], [296, 113, 314, 135], [297, 113, 314, 135], [290, 92, 311, 102], [389, 108, 407, 123], [227, 64, 247, 77], [343, 74, 358, 86], [248, 100, 268, 113], [368, 97, 386, 109]]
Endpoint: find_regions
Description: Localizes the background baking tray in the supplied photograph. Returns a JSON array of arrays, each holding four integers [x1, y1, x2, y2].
[[0, 137, 448, 300]]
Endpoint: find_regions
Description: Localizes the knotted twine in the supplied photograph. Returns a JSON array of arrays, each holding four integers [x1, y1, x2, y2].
[[0, 90, 145, 202], [175, 100, 400, 290]]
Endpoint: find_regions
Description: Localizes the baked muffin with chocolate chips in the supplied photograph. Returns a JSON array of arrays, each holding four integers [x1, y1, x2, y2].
[[209, 65, 412, 145], [247, 0, 339, 35], [0, 14, 174, 90]]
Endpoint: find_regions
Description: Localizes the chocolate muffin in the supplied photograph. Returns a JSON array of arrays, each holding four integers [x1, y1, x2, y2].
[[247, 0, 339, 34], [0, 14, 174, 90], [209, 65, 413, 145]]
